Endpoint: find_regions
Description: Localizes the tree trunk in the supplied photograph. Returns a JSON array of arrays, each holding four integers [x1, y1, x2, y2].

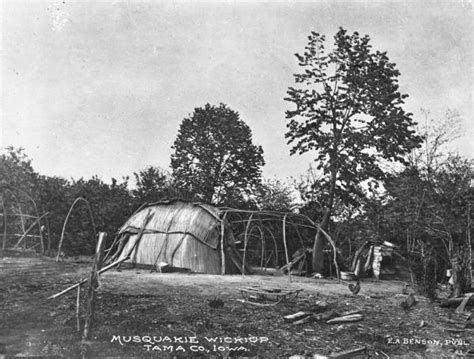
[[312, 211, 330, 274], [312, 166, 337, 274]]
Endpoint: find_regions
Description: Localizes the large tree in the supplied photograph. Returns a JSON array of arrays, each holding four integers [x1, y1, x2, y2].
[[171, 103, 265, 205], [285, 28, 422, 273]]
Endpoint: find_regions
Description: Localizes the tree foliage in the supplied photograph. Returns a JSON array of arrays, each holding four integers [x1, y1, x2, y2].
[[382, 154, 472, 295], [133, 166, 178, 204], [68, 176, 134, 253], [1, 147, 40, 249], [286, 28, 422, 207], [0, 146, 37, 193], [285, 28, 422, 273], [171, 103, 265, 205], [1, 147, 138, 255], [252, 178, 296, 212], [409, 109, 462, 181], [295, 164, 360, 221]]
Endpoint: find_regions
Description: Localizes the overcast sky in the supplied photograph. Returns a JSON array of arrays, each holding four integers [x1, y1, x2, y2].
[[1, 1, 472, 183]]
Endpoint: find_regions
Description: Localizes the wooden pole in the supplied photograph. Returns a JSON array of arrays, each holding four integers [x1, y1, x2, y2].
[[263, 226, 279, 267], [48, 256, 129, 299], [2, 195, 6, 251], [1, 189, 24, 250], [40, 225, 46, 255], [282, 214, 292, 282], [220, 213, 227, 275], [256, 217, 267, 269], [241, 213, 254, 276], [27, 194, 44, 255], [45, 216, 51, 254], [76, 285, 81, 332], [467, 202, 472, 290], [13, 212, 49, 249], [57, 197, 97, 262], [49, 211, 153, 300], [82, 232, 107, 340], [17, 204, 27, 250], [120, 210, 153, 269]]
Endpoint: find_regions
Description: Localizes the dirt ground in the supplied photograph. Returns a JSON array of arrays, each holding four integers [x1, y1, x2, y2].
[[1, 250, 473, 358]]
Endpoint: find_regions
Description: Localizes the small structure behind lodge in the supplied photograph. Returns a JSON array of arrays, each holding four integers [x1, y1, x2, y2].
[[108, 200, 244, 274]]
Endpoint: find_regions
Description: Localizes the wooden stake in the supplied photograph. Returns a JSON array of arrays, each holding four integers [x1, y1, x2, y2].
[[82, 232, 107, 340]]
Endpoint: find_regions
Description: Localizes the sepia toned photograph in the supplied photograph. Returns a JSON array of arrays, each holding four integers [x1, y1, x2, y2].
[[1, 0, 473, 357]]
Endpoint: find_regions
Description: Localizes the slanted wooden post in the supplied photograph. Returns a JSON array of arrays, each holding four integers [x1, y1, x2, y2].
[[82, 232, 106, 340]]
